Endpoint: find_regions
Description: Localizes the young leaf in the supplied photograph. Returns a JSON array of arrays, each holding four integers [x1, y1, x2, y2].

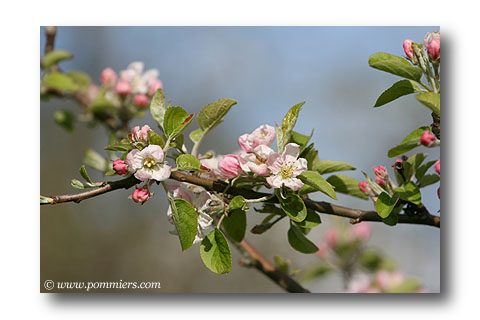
[[84, 149, 108, 172], [415, 160, 437, 180], [176, 154, 202, 171], [295, 208, 321, 229], [150, 88, 166, 129], [168, 198, 198, 251], [387, 126, 429, 158], [197, 98, 237, 133], [200, 229, 232, 274], [376, 192, 400, 218], [88, 95, 117, 114], [326, 174, 368, 200], [287, 224, 319, 254], [394, 182, 422, 205], [415, 92, 440, 116], [148, 130, 165, 148], [223, 209, 247, 242], [279, 193, 307, 222], [368, 52, 423, 81], [42, 72, 79, 91], [79, 165, 93, 184], [163, 106, 194, 139], [277, 102, 305, 153], [289, 130, 314, 154], [374, 80, 423, 107], [314, 160, 356, 175], [41, 50, 73, 69], [104, 139, 134, 152], [418, 174, 440, 188], [298, 170, 337, 200], [407, 153, 427, 171], [67, 71, 91, 92], [189, 128, 203, 144], [228, 195, 246, 211], [53, 110, 75, 132]]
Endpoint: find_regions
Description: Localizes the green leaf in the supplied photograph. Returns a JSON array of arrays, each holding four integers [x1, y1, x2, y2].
[[295, 208, 321, 229], [42, 72, 79, 91], [71, 179, 85, 189], [200, 229, 232, 274], [79, 165, 93, 184], [374, 80, 423, 107], [168, 198, 198, 251], [67, 71, 91, 92], [223, 209, 246, 242], [382, 210, 399, 226], [314, 160, 356, 175], [277, 102, 305, 153], [228, 196, 246, 211], [407, 153, 427, 171], [418, 174, 440, 188], [84, 149, 108, 172], [41, 50, 73, 69], [150, 88, 166, 129], [289, 130, 314, 154], [104, 139, 134, 152], [197, 98, 237, 133], [189, 128, 203, 144], [287, 224, 319, 254], [415, 92, 440, 115], [394, 182, 422, 205], [148, 131, 165, 148], [40, 195, 53, 204], [279, 193, 307, 222], [368, 52, 423, 81], [303, 144, 318, 170], [163, 106, 194, 139], [176, 154, 202, 171], [53, 110, 75, 132], [415, 160, 436, 180], [387, 126, 429, 158], [326, 174, 368, 200], [298, 170, 337, 200], [376, 192, 400, 218], [88, 95, 117, 114]]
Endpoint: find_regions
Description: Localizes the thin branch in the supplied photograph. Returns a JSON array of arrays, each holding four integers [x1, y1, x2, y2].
[[44, 26, 57, 55]]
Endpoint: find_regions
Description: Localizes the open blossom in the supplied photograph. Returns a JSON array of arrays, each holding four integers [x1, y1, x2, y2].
[[266, 143, 307, 191], [238, 145, 275, 176], [132, 187, 150, 203], [113, 159, 128, 175], [130, 125, 151, 143], [120, 62, 161, 95], [424, 31, 440, 60], [238, 124, 276, 152], [126, 145, 171, 182], [166, 181, 220, 244], [420, 130, 436, 147], [217, 154, 242, 179], [200, 154, 223, 179], [403, 39, 414, 59]]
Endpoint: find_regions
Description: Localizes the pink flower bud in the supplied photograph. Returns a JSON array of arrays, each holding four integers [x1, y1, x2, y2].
[[375, 176, 386, 187], [325, 228, 338, 248], [130, 125, 151, 142], [86, 84, 99, 104], [113, 159, 128, 175], [358, 181, 368, 193], [403, 39, 414, 59], [100, 68, 118, 85], [218, 154, 242, 179], [148, 80, 163, 96], [115, 80, 132, 96], [435, 159, 440, 175], [420, 130, 436, 147], [351, 222, 371, 241], [315, 243, 329, 258], [238, 134, 254, 153], [393, 158, 403, 171], [134, 94, 149, 108], [427, 38, 440, 60], [132, 188, 150, 203], [373, 166, 388, 179]]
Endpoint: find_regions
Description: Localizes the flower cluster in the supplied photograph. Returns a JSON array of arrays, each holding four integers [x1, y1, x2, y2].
[[403, 30, 440, 62]]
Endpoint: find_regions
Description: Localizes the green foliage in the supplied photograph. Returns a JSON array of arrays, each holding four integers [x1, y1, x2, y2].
[[163, 106, 194, 140], [84, 148, 108, 172], [326, 174, 368, 200], [415, 92, 440, 115], [168, 197, 198, 251], [223, 209, 247, 242], [313, 160, 356, 175], [376, 192, 400, 218], [287, 223, 318, 254], [228, 196, 246, 211], [54, 110, 75, 132], [41, 49, 73, 69], [374, 80, 423, 107], [104, 139, 134, 152], [387, 126, 429, 158], [67, 71, 91, 92], [279, 193, 307, 222], [289, 130, 313, 154], [277, 101, 305, 153], [195, 98, 237, 142], [294, 208, 321, 229], [368, 52, 423, 81], [150, 88, 166, 129], [298, 170, 337, 199], [88, 95, 117, 114], [418, 174, 440, 188], [189, 128, 203, 143], [200, 229, 232, 274], [415, 160, 437, 180], [79, 165, 93, 184], [42, 72, 79, 91], [148, 130, 165, 148], [394, 182, 422, 205], [175, 154, 202, 171]]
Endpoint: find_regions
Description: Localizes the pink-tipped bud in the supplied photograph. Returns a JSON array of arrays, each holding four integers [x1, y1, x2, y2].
[[315, 243, 329, 258], [358, 181, 368, 193], [130, 125, 151, 143], [218, 154, 242, 179], [435, 159, 440, 175], [134, 94, 149, 108], [100, 68, 118, 85], [148, 80, 163, 96], [375, 176, 386, 187], [403, 39, 414, 59], [132, 188, 150, 203], [393, 158, 403, 171], [113, 159, 128, 175], [424, 31, 440, 61], [373, 166, 388, 179], [420, 130, 436, 147], [115, 80, 132, 96], [325, 228, 339, 248], [351, 222, 371, 241]]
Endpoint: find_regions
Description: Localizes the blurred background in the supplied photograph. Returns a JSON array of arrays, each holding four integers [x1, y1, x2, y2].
[[40, 26, 440, 293]]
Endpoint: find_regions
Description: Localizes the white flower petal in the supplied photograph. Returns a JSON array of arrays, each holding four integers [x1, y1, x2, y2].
[[267, 175, 284, 189], [282, 143, 301, 163], [293, 158, 308, 176], [283, 178, 304, 191], [134, 168, 153, 181], [151, 164, 171, 182]]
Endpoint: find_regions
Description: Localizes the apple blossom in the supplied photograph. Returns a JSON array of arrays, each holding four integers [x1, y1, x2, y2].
[[134, 94, 149, 108], [119, 61, 161, 95], [375, 270, 404, 292], [129, 125, 151, 143], [420, 130, 436, 147], [373, 165, 388, 179], [217, 154, 242, 179], [148, 80, 163, 96], [266, 143, 307, 191], [100, 68, 117, 86], [424, 31, 440, 60], [126, 145, 171, 182], [403, 39, 414, 59], [435, 159, 440, 175], [238, 124, 276, 152], [358, 181, 368, 193], [132, 187, 150, 203], [113, 159, 128, 175], [375, 176, 386, 188], [115, 80, 132, 96], [200, 154, 223, 179], [351, 222, 371, 241], [238, 145, 275, 176]]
